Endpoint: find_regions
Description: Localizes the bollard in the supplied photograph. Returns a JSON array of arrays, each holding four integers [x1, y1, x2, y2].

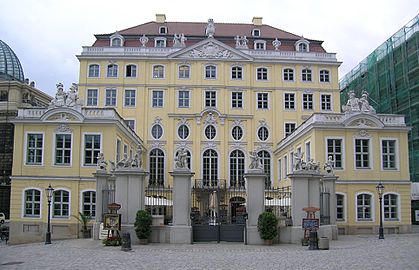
[[308, 231, 319, 250], [121, 232, 132, 251]]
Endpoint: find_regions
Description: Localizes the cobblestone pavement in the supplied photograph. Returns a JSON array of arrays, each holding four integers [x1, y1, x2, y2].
[[0, 234, 418, 270]]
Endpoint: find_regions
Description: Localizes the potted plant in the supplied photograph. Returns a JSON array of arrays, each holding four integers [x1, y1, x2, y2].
[[134, 210, 152, 244], [73, 212, 92, 238], [257, 211, 278, 245]]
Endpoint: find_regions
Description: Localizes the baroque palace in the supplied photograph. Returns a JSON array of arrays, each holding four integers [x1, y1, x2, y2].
[[8, 15, 411, 244]]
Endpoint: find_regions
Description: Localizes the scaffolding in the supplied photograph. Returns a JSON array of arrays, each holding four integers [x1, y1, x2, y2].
[[340, 14, 419, 183]]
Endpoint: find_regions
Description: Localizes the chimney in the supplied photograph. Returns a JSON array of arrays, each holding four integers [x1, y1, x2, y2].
[[252, 16, 263, 26], [156, 14, 166, 23]]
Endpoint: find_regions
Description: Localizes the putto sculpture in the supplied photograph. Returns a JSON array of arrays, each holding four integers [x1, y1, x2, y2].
[[97, 153, 108, 171], [324, 156, 334, 175], [249, 150, 262, 170], [173, 33, 187, 47], [49, 83, 81, 109], [342, 90, 376, 114], [174, 147, 188, 169], [205, 18, 216, 38]]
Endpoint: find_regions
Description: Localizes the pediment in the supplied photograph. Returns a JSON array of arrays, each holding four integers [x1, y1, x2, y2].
[[40, 107, 84, 123], [168, 38, 253, 60], [343, 113, 384, 128]]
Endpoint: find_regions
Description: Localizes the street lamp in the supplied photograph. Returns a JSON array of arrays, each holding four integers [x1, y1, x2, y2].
[[45, 184, 54, 244], [376, 181, 385, 239]]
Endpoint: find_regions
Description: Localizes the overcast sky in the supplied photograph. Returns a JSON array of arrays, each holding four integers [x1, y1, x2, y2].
[[1, 0, 418, 96]]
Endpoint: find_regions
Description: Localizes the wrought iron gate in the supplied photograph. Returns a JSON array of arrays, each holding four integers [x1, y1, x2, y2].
[[191, 179, 246, 242]]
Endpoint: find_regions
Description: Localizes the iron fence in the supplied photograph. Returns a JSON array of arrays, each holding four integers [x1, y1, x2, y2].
[[145, 186, 173, 225], [265, 186, 292, 225]]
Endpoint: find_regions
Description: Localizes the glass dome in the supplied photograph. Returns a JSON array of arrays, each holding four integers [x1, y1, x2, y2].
[[0, 40, 24, 82]]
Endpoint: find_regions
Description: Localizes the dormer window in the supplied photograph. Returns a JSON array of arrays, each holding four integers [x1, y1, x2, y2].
[[252, 29, 260, 37], [155, 37, 167, 48], [295, 38, 310, 52], [254, 40, 266, 50], [159, 26, 167, 34], [110, 32, 124, 47]]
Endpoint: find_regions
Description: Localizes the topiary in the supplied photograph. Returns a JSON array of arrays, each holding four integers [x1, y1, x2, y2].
[[257, 211, 278, 240], [134, 210, 152, 240]]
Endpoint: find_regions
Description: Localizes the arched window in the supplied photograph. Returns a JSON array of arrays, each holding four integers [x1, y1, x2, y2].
[[319, 69, 330, 82], [126, 64, 137, 78], [283, 68, 294, 81], [176, 149, 191, 169], [178, 124, 190, 140], [53, 190, 70, 218], [384, 193, 399, 220], [258, 126, 269, 141], [24, 189, 41, 217], [230, 150, 245, 188], [205, 65, 216, 79], [203, 149, 218, 186], [231, 126, 243, 141], [107, 64, 118, 78], [88, 64, 100, 78], [111, 38, 122, 47], [149, 149, 164, 187], [356, 193, 372, 221], [205, 125, 216, 140], [258, 150, 271, 188], [256, 67, 268, 81], [151, 124, 163, 140], [298, 43, 307, 52], [178, 65, 190, 79], [153, 65, 164, 78], [82, 191, 96, 217]]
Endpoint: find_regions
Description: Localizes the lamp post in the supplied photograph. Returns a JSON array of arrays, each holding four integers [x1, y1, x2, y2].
[[376, 181, 385, 239], [45, 184, 54, 244]]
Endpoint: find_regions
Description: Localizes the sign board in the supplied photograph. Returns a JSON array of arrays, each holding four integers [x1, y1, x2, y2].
[[302, 218, 320, 230], [99, 223, 108, 240], [103, 214, 121, 231]]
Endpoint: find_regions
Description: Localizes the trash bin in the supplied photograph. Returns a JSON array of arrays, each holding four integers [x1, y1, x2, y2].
[[318, 236, 329, 250], [121, 232, 132, 251]]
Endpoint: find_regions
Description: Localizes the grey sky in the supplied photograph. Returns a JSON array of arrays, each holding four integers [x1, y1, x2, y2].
[[1, 0, 418, 96]]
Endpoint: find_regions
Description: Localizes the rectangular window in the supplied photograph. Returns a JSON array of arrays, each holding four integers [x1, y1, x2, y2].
[[303, 93, 313, 110], [283, 69, 294, 81], [152, 90, 164, 107], [257, 93, 268, 109], [24, 189, 41, 217], [321, 94, 332, 111], [327, 139, 343, 169], [231, 92, 243, 108], [55, 134, 71, 165], [355, 139, 370, 168], [178, 65, 190, 79], [336, 194, 344, 221], [305, 141, 311, 162], [126, 65, 137, 78], [320, 70, 330, 82], [257, 68, 268, 81], [357, 194, 372, 220], [178, 90, 190, 108], [82, 191, 96, 218], [278, 159, 282, 180], [205, 91, 216, 107], [124, 90, 136, 107], [284, 156, 288, 177], [53, 190, 69, 218], [26, 133, 43, 165], [382, 140, 397, 170], [231, 66, 242, 79], [284, 93, 295, 110], [125, 120, 135, 130], [105, 88, 116, 106], [284, 123, 296, 137], [384, 194, 398, 220], [84, 134, 101, 166], [86, 89, 98, 106], [116, 139, 121, 162], [205, 65, 216, 79]]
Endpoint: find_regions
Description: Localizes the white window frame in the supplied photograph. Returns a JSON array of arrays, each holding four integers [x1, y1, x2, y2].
[[86, 89, 98, 106], [231, 91, 243, 109], [283, 68, 295, 82], [319, 69, 330, 83], [336, 192, 347, 222], [159, 26, 167, 34], [278, 159, 282, 181], [80, 189, 96, 218], [204, 125, 217, 140], [284, 122, 296, 137], [301, 68, 312, 82], [302, 93, 314, 110], [256, 92, 269, 110], [256, 67, 269, 81], [204, 64, 217, 79], [125, 64, 137, 78], [178, 64, 191, 79], [204, 90, 217, 108], [354, 137, 373, 170], [252, 29, 260, 37], [22, 187, 42, 219], [284, 92, 296, 110], [151, 124, 164, 140], [24, 131, 45, 166], [382, 192, 401, 221], [231, 65, 243, 80], [152, 90, 164, 108], [111, 37, 122, 47], [52, 188, 71, 220], [124, 89, 136, 107], [201, 148, 220, 184], [320, 93, 333, 111], [116, 138, 122, 162], [125, 119, 136, 131], [177, 89, 190, 108], [152, 64, 165, 79], [355, 192, 375, 222], [82, 132, 102, 167], [254, 40, 266, 50], [257, 126, 270, 142], [283, 155, 288, 178], [231, 125, 244, 141], [154, 37, 167, 48], [52, 132, 73, 167], [305, 141, 311, 162], [177, 124, 190, 140], [325, 137, 345, 170], [106, 64, 118, 78], [228, 149, 246, 188], [380, 138, 399, 171], [88, 64, 100, 78], [105, 88, 117, 107]]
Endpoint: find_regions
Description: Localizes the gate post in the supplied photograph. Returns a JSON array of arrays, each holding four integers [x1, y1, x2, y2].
[[169, 169, 195, 244], [93, 169, 111, 240], [321, 174, 338, 240], [287, 171, 322, 244], [244, 169, 266, 245]]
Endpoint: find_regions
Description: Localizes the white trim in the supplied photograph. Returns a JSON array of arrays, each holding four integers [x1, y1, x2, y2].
[[324, 136, 345, 170], [282, 67, 295, 82], [231, 125, 244, 142], [80, 189, 96, 218], [254, 40, 267, 50], [256, 66, 269, 81], [178, 64, 191, 79], [123, 89, 137, 108], [257, 125, 270, 142], [379, 138, 400, 171], [125, 63, 138, 78], [151, 123, 164, 140], [177, 88, 191, 108], [51, 188, 71, 220], [256, 92, 270, 110], [81, 132, 102, 168], [283, 92, 296, 111], [124, 118, 136, 131], [382, 192, 401, 222], [231, 90, 244, 109], [154, 37, 167, 48], [204, 89, 217, 108], [152, 64, 165, 79], [319, 68, 331, 83], [252, 28, 260, 37], [305, 140, 312, 162], [158, 26, 167, 35], [24, 131, 45, 166], [227, 148, 247, 188], [284, 122, 297, 138], [355, 191, 375, 222], [203, 124, 217, 141], [201, 148, 220, 181], [320, 93, 333, 111], [295, 39, 310, 52], [151, 89, 164, 108], [86, 88, 99, 106], [301, 92, 314, 111], [230, 65, 244, 80], [87, 63, 100, 78], [204, 64, 217, 80], [301, 67, 312, 82], [335, 192, 347, 223], [21, 187, 43, 219], [52, 132, 73, 167], [353, 137, 373, 170], [110, 32, 124, 47], [257, 149, 272, 187], [283, 155, 288, 178], [277, 158, 282, 181], [106, 63, 119, 78], [177, 124, 190, 140], [104, 88, 118, 107]]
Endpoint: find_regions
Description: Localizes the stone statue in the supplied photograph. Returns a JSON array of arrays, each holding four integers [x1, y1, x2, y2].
[[360, 91, 376, 113], [249, 151, 262, 170], [131, 147, 143, 168], [116, 154, 130, 168], [180, 33, 187, 46], [205, 18, 216, 38], [241, 36, 248, 46], [109, 160, 116, 172], [343, 90, 361, 113], [324, 156, 334, 174], [65, 83, 78, 106], [175, 147, 188, 169], [272, 38, 281, 50], [173, 33, 181, 47], [49, 83, 66, 107], [307, 159, 320, 171], [139, 34, 149, 47], [97, 153, 108, 170], [235, 36, 248, 48], [235, 35, 240, 47], [293, 152, 305, 171]]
